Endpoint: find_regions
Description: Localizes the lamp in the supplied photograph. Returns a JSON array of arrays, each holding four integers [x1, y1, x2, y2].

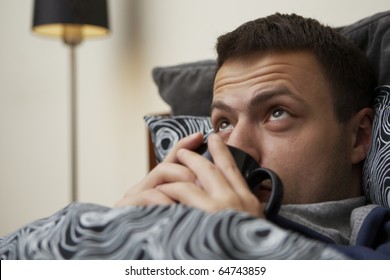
[[32, 0, 110, 202]]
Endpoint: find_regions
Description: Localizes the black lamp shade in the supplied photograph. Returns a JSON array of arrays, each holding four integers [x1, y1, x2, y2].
[[32, 0, 109, 40]]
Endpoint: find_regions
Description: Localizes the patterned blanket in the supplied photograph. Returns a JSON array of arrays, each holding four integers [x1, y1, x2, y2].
[[0, 203, 346, 259]]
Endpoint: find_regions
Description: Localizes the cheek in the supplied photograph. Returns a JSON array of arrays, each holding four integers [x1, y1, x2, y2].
[[260, 137, 304, 184], [261, 130, 350, 204], [260, 135, 303, 169]]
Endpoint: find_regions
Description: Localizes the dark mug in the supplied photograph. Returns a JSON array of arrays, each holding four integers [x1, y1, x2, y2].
[[196, 143, 283, 220]]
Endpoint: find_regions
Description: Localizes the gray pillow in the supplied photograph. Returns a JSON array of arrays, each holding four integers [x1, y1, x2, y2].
[[152, 60, 216, 116], [338, 10, 390, 85]]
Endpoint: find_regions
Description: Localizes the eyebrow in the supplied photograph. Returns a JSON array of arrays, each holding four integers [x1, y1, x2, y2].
[[210, 86, 306, 115]]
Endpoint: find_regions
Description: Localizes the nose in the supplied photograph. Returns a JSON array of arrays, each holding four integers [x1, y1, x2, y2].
[[225, 122, 260, 163]]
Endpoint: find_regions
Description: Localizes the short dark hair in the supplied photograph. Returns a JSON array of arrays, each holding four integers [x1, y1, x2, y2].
[[216, 13, 377, 123]]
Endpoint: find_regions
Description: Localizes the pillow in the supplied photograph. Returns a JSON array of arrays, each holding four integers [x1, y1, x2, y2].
[[144, 115, 213, 163], [152, 60, 217, 116], [363, 85, 390, 208], [152, 11, 390, 116], [338, 10, 390, 85]]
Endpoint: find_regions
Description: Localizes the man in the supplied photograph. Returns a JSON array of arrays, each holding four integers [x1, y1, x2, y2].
[[116, 13, 375, 228], [114, 13, 390, 258]]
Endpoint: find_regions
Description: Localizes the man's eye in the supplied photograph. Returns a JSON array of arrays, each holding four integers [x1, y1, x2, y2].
[[269, 108, 290, 121], [217, 121, 234, 132]]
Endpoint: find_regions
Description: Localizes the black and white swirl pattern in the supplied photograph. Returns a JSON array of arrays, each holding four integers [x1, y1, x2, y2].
[[144, 115, 213, 163], [0, 203, 346, 259], [363, 85, 390, 208]]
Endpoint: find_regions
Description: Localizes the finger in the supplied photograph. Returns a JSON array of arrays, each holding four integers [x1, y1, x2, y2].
[[157, 182, 217, 211], [141, 162, 197, 190], [176, 148, 235, 196], [164, 132, 204, 163], [114, 189, 176, 208], [176, 135, 262, 215], [157, 181, 262, 216], [165, 147, 264, 217]]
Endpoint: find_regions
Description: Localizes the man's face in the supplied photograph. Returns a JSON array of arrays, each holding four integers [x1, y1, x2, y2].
[[212, 51, 359, 205]]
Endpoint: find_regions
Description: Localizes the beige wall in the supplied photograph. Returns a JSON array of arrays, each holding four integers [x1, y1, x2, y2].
[[0, 0, 389, 236]]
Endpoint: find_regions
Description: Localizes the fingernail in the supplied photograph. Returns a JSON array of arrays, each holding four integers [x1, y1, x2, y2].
[[189, 132, 201, 139]]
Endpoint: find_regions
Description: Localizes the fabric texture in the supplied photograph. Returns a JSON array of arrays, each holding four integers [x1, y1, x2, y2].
[[144, 115, 213, 163], [332, 207, 390, 259], [338, 10, 390, 85], [279, 197, 367, 245], [152, 60, 217, 116], [0, 203, 347, 260], [363, 85, 390, 207]]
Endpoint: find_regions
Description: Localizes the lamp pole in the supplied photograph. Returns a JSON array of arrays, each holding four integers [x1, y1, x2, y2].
[[64, 26, 82, 202], [70, 43, 78, 202]]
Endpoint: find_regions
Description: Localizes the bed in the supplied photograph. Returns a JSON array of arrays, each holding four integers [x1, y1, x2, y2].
[[1, 11, 389, 260]]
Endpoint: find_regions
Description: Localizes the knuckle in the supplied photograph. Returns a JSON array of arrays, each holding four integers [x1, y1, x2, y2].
[[181, 170, 196, 182], [141, 189, 165, 205], [204, 161, 220, 174]]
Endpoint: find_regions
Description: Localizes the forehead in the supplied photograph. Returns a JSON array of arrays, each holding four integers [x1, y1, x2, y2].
[[213, 51, 333, 108]]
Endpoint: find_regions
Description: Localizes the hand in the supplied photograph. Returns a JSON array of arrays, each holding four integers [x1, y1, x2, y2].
[[115, 133, 204, 207], [156, 134, 265, 218]]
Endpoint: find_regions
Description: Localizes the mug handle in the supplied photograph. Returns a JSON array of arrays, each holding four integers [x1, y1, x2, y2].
[[246, 168, 284, 220]]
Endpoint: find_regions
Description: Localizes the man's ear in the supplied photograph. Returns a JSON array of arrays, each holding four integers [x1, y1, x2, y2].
[[350, 107, 374, 164]]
